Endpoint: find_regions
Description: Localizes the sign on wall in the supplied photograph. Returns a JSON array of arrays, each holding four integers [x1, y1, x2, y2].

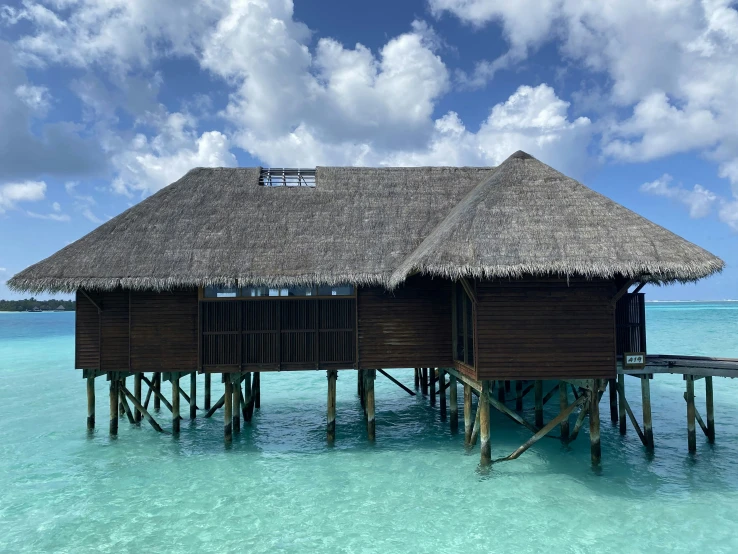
[[623, 352, 646, 369]]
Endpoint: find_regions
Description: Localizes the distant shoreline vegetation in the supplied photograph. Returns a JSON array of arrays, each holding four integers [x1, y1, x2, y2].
[[0, 298, 76, 312]]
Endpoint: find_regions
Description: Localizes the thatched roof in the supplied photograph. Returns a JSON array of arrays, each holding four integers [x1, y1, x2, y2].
[[9, 151, 723, 293], [390, 151, 724, 286]]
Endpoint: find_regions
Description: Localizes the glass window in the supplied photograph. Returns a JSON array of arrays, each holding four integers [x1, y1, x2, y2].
[[317, 284, 354, 296], [242, 286, 269, 297], [282, 286, 316, 297], [204, 286, 238, 298], [206, 284, 351, 298]]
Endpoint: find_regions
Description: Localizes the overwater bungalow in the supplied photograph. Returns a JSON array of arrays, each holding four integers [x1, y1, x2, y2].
[[8, 151, 726, 465]]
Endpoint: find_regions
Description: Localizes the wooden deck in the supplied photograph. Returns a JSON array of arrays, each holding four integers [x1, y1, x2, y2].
[[619, 354, 738, 378]]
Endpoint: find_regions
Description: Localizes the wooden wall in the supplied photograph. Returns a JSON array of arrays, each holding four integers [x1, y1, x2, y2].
[[75, 290, 100, 369], [100, 289, 129, 371], [475, 279, 617, 380], [130, 289, 198, 372], [358, 275, 453, 369], [74, 288, 198, 372]]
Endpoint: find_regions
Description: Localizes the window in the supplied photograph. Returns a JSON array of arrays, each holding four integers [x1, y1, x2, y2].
[[259, 168, 316, 187], [204, 284, 354, 298], [317, 284, 354, 296], [453, 281, 475, 367], [203, 286, 238, 298]]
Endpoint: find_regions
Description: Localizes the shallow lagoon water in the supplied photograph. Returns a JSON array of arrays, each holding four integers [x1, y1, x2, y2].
[[0, 303, 737, 553]]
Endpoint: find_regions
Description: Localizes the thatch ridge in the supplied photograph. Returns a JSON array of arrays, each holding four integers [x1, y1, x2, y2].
[[8, 152, 723, 293]]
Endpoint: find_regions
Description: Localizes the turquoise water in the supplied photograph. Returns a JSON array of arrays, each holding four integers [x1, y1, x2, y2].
[[0, 303, 737, 553]]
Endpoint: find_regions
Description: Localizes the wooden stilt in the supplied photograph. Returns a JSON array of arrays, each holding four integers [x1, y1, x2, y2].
[[534, 380, 543, 428], [233, 375, 241, 433], [559, 381, 569, 442], [204, 373, 211, 411], [140, 374, 173, 413], [244, 372, 253, 423], [487, 392, 538, 434], [641, 376, 654, 450], [505, 380, 511, 393], [618, 374, 626, 435], [154, 373, 161, 412], [240, 390, 247, 421], [429, 368, 436, 406], [172, 374, 180, 435], [119, 376, 127, 416], [608, 378, 618, 424], [622, 391, 647, 446], [205, 393, 225, 418], [120, 385, 164, 433], [480, 380, 491, 465], [224, 379, 232, 443], [377, 368, 415, 396], [705, 376, 715, 443], [470, 401, 481, 446], [253, 372, 261, 410], [449, 375, 458, 433], [497, 380, 505, 402], [568, 399, 591, 442], [439, 369, 447, 420], [109, 376, 118, 436], [463, 383, 472, 445], [190, 372, 197, 420], [542, 384, 558, 406], [177, 385, 196, 408], [118, 378, 126, 415], [143, 372, 154, 410], [686, 375, 696, 453], [357, 369, 363, 397], [87, 375, 95, 431], [421, 368, 428, 396], [515, 381, 523, 411], [327, 369, 337, 442], [119, 390, 135, 424], [365, 369, 376, 441], [590, 381, 601, 465], [493, 395, 587, 463], [134, 373, 142, 423], [414, 368, 420, 390]]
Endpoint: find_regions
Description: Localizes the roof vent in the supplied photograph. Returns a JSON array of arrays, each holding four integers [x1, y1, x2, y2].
[[259, 168, 316, 187]]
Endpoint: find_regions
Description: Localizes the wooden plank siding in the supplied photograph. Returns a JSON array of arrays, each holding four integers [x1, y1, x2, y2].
[[200, 296, 356, 372], [475, 279, 617, 380], [75, 290, 100, 370], [99, 289, 129, 371], [74, 288, 198, 372], [130, 289, 198, 372], [358, 275, 453, 369]]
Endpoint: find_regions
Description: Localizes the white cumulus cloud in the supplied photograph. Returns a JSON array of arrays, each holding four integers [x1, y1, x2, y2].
[[0, 180, 46, 213], [14, 84, 52, 114], [641, 173, 737, 231], [431, 0, 738, 194], [110, 112, 237, 195]]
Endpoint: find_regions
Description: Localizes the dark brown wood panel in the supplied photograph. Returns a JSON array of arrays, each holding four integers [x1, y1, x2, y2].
[[201, 297, 355, 371], [99, 289, 129, 371], [358, 275, 453, 369], [130, 289, 198, 372], [476, 279, 617, 380], [75, 290, 100, 370]]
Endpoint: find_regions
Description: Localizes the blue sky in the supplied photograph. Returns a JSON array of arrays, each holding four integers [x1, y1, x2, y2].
[[0, 0, 736, 300]]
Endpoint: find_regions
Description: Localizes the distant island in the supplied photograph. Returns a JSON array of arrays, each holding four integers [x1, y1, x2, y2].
[[0, 298, 76, 312]]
